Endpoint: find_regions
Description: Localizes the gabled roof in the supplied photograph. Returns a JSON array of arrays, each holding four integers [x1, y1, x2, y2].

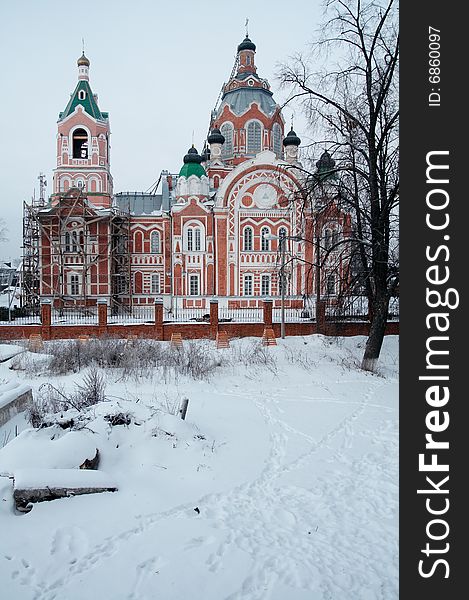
[[59, 80, 106, 122]]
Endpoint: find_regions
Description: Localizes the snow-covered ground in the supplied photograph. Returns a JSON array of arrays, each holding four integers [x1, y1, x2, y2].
[[0, 335, 398, 599]]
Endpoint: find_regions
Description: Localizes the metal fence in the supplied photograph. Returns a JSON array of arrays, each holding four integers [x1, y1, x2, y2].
[[0, 296, 400, 327], [218, 307, 264, 323], [52, 306, 98, 325], [273, 308, 315, 323], [164, 308, 210, 323], [108, 305, 155, 324], [325, 295, 399, 321]]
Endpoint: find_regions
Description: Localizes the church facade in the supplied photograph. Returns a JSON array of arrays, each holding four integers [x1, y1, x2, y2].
[[35, 35, 350, 314]]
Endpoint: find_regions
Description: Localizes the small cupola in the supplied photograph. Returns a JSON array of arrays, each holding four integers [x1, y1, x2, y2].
[[282, 128, 301, 147], [315, 150, 337, 180], [282, 128, 301, 163], [179, 146, 206, 178], [77, 52, 90, 81], [237, 35, 257, 74]]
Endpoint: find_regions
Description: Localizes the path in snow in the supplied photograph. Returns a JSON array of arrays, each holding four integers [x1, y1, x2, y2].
[[0, 337, 398, 600]]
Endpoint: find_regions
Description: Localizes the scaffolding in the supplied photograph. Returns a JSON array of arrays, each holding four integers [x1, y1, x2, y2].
[[21, 180, 132, 315], [21, 173, 47, 312]]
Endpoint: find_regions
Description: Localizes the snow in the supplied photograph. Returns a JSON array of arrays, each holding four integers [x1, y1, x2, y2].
[[0, 335, 398, 599], [0, 343, 24, 363], [0, 430, 98, 476], [0, 380, 31, 410], [13, 468, 116, 491]]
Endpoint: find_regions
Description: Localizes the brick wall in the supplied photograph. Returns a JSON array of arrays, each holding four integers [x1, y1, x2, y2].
[[0, 319, 398, 342]]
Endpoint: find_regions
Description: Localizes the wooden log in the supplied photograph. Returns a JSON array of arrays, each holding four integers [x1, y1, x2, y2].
[[179, 397, 189, 420]]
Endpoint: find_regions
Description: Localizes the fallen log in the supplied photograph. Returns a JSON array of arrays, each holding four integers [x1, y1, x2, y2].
[[13, 468, 117, 512]]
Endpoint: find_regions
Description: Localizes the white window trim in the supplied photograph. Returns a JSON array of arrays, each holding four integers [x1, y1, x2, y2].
[[261, 274, 271, 296], [243, 226, 254, 252], [188, 273, 200, 296], [151, 230, 161, 253], [243, 273, 254, 296], [151, 273, 160, 294]]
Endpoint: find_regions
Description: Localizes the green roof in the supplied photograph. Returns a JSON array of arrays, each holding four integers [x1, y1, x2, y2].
[[178, 162, 206, 178], [59, 80, 106, 121]]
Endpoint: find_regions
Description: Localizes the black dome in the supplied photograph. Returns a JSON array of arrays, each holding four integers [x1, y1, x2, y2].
[[316, 150, 336, 172], [200, 147, 210, 162], [237, 36, 256, 52], [183, 146, 203, 164], [283, 128, 301, 147], [207, 128, 225, 145]]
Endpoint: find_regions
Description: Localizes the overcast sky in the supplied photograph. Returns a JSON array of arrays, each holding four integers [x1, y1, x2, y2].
[[0, 0, 325, 261]]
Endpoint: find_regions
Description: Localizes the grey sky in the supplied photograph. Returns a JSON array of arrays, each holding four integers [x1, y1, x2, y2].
[[0, 0, 323, 261]]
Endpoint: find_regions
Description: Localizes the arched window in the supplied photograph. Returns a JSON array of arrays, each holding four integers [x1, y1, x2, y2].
[[64, 232, 71, 252], [324, 228, 332, 251], [151, 230, 161, 253], [151, 274, 160, 294], [243, 274, 253, 296], [272, 124, 282, 158], [75, 179, 85, 190], [261, 227, 270, 251], [332, 228, 340, 248], [326, 273, 336, 296], [247, 121, 262, 154], [134, 231, 143, 253], [133, 272, 143, 294], [261, 274, 270, 296], [221, 123, 233, 157], [278, 227, 287, 239], [72, 128, 88, 159], [71, 231, 79, 253], [243, 226, 253, 251], [186, 225, 204, 251]]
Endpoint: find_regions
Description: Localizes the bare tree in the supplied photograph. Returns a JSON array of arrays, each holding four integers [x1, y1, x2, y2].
[[0, 218, 7, 243], [279, 0, 399, 370]]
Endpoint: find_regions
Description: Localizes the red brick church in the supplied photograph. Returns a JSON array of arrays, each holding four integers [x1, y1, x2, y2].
[[31, 35, 351, 315]]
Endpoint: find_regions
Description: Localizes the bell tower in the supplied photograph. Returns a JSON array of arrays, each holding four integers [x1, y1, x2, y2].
[[52, 53, 113, 208]]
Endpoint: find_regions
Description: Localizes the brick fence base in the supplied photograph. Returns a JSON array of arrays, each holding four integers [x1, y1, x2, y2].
[[0, 320, 398, 342]]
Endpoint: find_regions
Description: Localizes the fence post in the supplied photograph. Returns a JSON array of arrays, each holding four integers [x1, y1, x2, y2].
[[316, 300, 326, 334], [154, 299, 164, 340], [40, 298, 52, 340], [263, 299, 273, 327], [209, 298, 218, 339], [97, 298, 108, 334]]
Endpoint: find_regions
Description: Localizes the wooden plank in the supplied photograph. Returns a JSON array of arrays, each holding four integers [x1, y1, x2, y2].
[[262, 328, 277, 346], [216, 331, 230, 348], [170, 333, 183, 348]]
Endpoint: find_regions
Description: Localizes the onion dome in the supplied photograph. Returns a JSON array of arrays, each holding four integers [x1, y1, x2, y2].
[[183, 145, 203, 164], [207, 127, 225, 145], [179, 146, 206, 178], [200, 146, 210, 162], [237, 36, 256, 52], [283, 128, 301, 147], [315, 150, 337, 180], [316, 150, 336, 172], [77, 53, 90, 67]]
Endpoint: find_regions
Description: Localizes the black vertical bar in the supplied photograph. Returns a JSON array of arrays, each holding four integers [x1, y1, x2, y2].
[[401, 2, 466, 597]]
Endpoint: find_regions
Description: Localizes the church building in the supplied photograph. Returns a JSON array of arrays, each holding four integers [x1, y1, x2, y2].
[[33, 35, 351, 314]]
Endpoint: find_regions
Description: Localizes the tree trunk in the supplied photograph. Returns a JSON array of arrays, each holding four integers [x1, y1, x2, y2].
[[361, 294, 389, 372]]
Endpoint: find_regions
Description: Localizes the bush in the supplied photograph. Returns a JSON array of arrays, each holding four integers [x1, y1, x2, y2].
[[27, 367, 107, 428]]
